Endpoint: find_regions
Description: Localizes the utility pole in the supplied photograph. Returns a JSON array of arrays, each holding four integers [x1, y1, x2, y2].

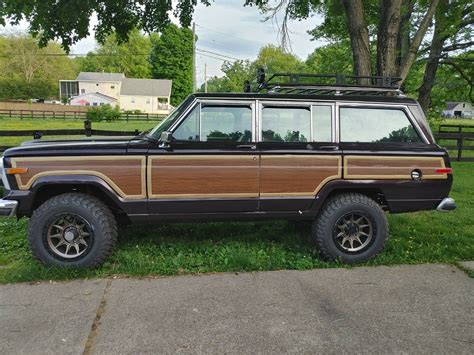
[[204, 63, 208, 93], [192, 22, 196, 92]]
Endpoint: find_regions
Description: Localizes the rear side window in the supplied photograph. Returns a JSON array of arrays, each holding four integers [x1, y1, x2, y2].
[[261, 105, 333, 142], [262, 107, 310, 142], [340, 107, 422, 143]]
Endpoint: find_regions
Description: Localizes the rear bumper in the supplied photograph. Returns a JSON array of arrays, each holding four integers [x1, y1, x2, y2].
[[0, 199, 18, 217], [436, 197, 456, 212]]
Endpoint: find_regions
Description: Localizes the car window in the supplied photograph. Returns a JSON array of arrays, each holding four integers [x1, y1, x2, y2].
[[340, 107, 422, 143], [173, 104, 252, 142], [201, 106, 252, 142], [312, 105, 332, 142], [262, 107, 310, 142], [173, 106, 200, 140]]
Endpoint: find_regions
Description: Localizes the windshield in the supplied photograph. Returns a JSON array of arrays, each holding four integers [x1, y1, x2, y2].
[[148, 98, 192, 139]]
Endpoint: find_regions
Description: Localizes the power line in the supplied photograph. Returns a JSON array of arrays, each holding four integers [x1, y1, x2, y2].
[[196, 48, 242, 61]]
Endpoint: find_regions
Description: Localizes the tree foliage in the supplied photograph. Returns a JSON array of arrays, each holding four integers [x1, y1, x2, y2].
[[0, 34, 77, 100], [76, 29, 152, 78], [0, 0, 211, 51], [150, 24, 194, 105]]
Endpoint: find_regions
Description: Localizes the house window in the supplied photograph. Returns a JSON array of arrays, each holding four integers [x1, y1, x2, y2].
[[111, 85, 115, 89], [131, 98, 135, 103], [81, 89, 85, 94], [146, 98, 151, 104], [96, 83, 99, 86], [93, 102, 98, 106]]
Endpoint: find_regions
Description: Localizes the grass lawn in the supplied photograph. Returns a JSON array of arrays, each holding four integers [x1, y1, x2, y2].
[[0, 161, 472, 284]]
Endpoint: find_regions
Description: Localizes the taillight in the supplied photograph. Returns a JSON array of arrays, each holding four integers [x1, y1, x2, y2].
[[435, 168, 452, 174]]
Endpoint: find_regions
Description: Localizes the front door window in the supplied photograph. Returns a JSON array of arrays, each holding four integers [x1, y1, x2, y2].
[[173, 104, 252, 143]]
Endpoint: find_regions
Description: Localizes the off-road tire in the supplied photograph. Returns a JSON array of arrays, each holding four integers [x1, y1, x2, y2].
[[28, 193, 117, 267], [312, 193, 389, 264]]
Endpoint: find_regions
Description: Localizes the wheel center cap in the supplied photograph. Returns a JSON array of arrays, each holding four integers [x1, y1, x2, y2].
[[64, 229, 77, 242], [345, 224, 359, 237]]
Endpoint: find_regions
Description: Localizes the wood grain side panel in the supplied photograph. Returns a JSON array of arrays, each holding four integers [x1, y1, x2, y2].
[[148, 155, 259, 198], [11, 156, 146, 199], [260, 155, 342, 197], [344, 156, 447, 180]]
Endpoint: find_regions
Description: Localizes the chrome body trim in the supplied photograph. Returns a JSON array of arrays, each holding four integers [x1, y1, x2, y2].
[[0, 157, 11, 190], [436, 197, 456, 212], [0, 198, 18, 217]]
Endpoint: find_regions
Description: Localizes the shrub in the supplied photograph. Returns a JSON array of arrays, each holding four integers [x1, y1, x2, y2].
[[86, 104, 121, 122]]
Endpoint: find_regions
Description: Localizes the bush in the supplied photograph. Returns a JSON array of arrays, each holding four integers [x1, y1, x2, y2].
[[86, 105, 121, 122]]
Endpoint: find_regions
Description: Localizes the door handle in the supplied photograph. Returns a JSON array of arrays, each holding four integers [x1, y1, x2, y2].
[[237, 144, 257, 150], [319, 145, 339, 151]]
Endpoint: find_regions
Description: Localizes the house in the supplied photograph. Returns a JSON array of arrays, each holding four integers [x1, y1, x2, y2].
[[59, 72, 173, 114], [442, 102, 473, 119]]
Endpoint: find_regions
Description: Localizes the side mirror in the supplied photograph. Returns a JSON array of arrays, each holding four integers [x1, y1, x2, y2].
[[160, 131, 173, 143]]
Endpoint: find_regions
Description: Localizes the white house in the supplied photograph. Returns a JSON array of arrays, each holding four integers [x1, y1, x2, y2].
[[442, 102, 473, 119], [60, 72, 173, 114]]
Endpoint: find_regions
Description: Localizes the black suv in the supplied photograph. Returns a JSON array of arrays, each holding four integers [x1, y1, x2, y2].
[[0, 73, 455, 267]]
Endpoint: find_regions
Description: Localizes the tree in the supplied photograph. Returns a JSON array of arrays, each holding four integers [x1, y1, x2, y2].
[[150, 24, 193, 105], [0, 34, 77, 99], [76, 29, 152, 78], [200, 60, 253, 93], [199, 45, 303, 93], [417, 0, 473, 111], [305, 42, 353, 75], [0, 0, 211, 51], [250, 44, 305, 75]]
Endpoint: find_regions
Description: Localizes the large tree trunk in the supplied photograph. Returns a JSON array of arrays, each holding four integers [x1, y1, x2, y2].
[[398, 0, 440, 84], [376, 0, 403, 77], [341, 0, 372, 80], [396, 0, 415, 71], [418, 0, 448, 112]]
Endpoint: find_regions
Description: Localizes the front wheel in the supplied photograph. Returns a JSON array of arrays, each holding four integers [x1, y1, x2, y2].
[[312, 193, 389, 264], [28, 193, 117, 267]]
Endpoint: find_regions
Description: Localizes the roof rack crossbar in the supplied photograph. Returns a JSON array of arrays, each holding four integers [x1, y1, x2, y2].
[[251, 69, 405, 97]]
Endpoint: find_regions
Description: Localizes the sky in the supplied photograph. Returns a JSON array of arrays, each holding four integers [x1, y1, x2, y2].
[[1, 0, 327, 86]]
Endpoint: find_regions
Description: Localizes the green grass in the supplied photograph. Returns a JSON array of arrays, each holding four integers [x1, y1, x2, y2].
[[0, 117, 159, 147], [0, 162, 472, 284]]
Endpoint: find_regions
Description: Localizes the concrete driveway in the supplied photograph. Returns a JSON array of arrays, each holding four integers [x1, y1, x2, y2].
[[1, 263, 473, 354]]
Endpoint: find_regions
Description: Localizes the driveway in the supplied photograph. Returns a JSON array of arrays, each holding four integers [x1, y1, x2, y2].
[[0, 263, 473, 354]]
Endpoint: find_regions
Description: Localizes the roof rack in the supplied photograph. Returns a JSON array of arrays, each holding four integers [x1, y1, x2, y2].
[[244, 69, 405, 97]]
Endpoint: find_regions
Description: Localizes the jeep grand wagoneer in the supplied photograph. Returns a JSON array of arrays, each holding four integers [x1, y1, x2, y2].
[[0, 72, 455, 267]]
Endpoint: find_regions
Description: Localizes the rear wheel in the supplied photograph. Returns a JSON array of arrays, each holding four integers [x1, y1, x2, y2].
[[28, 193, 117, 267], [312, 193, 389, 263]]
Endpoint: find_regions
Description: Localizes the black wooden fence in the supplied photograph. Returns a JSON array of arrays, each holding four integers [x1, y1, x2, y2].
[[0, 120, 142, 153], [434, 125, 474, 162], [0, 109, 166, 121]]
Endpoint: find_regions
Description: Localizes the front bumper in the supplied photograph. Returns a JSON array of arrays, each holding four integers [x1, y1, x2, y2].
[[0, 199, 18, 217], [436, 197, 456, 212]]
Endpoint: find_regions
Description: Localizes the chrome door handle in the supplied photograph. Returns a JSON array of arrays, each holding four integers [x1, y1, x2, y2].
[[237, 144, 257, 150], [319, 145, 339, 151]]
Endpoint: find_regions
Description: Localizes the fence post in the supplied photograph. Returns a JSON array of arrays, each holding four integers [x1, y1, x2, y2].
[[457, 130, 464, 162], [84, 119, 92, 137], [31, 110, 33, 119]]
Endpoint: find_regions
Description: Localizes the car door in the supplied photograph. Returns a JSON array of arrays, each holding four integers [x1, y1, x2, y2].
[[257, 101, 342, 211], [147, 99, 259, 215]]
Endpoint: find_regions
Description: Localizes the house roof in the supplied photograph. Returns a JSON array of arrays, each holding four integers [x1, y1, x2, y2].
[[445, 102, 459, 110], [120, 78, 172, 97], [76, 72, 125, 82], [72, 92, 118, 102]]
